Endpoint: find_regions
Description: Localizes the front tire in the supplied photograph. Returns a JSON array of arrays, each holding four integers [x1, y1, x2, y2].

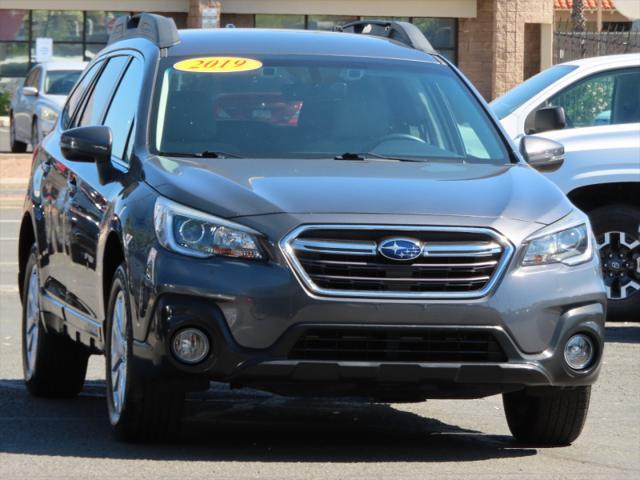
[[22, 245, 89, 397], [589, 205, 640, 321], [9, 113, 27, 153], [105, 264, 184, 442], [503, 386, 591, 446]]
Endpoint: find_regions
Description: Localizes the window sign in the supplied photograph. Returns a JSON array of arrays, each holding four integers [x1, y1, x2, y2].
[[35, 37, 53, 63], [202, 8, 219, 29]]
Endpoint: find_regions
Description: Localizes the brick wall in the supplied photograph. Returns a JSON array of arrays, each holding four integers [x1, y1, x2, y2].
[[523, 23, 541, 80], [458, 0, 497, 102], [188, 0, 221, 28], [459, 0, 553, 100]]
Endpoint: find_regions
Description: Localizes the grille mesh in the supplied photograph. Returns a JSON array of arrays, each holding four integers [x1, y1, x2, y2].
[[286, 227, 507, 297], [288, 328, 507, 363]]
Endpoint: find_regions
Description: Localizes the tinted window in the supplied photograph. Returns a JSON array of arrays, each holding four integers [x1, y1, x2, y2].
[[61, 60, 102, 129], [44, 70, 82, 95], [79, 56, 129, 127], [490, 65, 578, 119], [547, 68, 640, 128], [103, 58, 143, 161], [154, 56, 509, 164]]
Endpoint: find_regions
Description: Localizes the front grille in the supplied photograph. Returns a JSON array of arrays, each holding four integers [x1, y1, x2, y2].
[[289, 328, 507, 363], [281, 225, 512, 299]]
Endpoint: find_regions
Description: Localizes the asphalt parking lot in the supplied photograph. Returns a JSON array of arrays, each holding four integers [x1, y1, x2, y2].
[[0, 141, 639, 479]]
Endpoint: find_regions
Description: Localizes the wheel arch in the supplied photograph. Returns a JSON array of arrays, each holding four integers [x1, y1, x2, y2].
[[18, 212, 36, 301], [102, 230, 125, 322], [568, 182, 640, 213]]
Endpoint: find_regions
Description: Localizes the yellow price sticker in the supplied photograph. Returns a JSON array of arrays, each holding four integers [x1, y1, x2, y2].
[[173, 56, 263, 73]]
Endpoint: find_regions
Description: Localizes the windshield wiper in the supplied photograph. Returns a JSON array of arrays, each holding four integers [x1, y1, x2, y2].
[[195, 150, 245, 159], [334, 152, 428, 162]]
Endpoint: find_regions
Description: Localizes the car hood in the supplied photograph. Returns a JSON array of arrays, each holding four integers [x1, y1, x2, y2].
[[144, 156, 571, 225]]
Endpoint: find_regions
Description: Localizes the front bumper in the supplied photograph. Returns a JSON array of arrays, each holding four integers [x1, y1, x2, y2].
[[132, 292, 605, 398], [127, 213, 607, 398]]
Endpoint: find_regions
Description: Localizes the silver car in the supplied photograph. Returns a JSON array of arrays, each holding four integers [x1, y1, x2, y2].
[[492, 54, 640, 320], [9, 61, 86, 152]]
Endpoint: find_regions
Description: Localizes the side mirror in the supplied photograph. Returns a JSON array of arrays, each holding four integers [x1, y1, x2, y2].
[[23, 86, 39, 97], [61, 126, 112, 164], [533, 106, 566, 133], [520, 135, 565, 173]]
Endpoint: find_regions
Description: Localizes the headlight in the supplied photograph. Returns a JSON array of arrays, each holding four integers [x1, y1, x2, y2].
[[40, 105, 58, 123], [153, 197, 263, 260], [522, 210, 593, 266]]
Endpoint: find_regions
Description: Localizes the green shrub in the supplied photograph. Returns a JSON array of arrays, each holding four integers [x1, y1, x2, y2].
[[0, 91, 10, 116]]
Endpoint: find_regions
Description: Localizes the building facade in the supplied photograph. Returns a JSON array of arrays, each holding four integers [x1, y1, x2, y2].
[[0, 0, 554, 100]]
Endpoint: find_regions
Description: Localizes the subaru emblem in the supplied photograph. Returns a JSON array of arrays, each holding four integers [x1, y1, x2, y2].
[[378, 238, 423, 261]]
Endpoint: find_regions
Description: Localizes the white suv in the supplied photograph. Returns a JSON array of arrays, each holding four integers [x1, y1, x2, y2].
[[492, 54, 640, 320]]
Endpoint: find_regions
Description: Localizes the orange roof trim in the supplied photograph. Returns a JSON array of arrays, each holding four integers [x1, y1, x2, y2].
[[554, 0, 616, 10]]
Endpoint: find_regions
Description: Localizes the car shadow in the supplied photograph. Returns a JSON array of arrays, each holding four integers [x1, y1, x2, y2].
[[0, 379, 536, 462], [606, 324, 640, 344]]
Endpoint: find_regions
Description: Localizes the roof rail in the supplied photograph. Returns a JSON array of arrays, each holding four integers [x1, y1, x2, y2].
[[108, 13, 180, 48], [337, 20, 437, 55]]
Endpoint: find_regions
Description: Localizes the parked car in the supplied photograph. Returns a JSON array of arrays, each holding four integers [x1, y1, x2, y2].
[[491, 54, 640, 320], [18, 15, 606, 444], [9, 61, 86, 152]]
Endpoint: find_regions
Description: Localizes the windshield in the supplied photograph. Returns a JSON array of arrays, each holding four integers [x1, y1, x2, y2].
[[490, 65, 578, 119], [153, 55, 510, 164], [44, 70, 82, 95]]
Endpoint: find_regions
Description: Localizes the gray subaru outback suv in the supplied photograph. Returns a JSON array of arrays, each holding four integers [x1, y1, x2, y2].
[[19, 15, 606, 444]]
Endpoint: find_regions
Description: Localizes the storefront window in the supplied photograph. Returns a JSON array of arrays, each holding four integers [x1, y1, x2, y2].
[[307, 15, 358, 31], [32, 10, 83, 41], [0, 10, 29, 41], [361, 16, 411, 22], [255, 14, 305, 29], [0, 42, 29, 76], [85, 43, 106, 60], [31, 42, 83, 62], [413, 17, 457, 63], [85, 11, 127, 43]]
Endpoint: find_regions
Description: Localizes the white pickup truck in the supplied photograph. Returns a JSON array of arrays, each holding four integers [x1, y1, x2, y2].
[[491, 54, 640, 320]]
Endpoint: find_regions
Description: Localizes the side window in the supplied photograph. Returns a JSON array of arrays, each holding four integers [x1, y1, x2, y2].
[[610, 68, 640, 125], [62, 61, 103, 129], [33, 67, 42, 90], [547, 68, 640, 129], [103, 58, 143, 162], [23, 67, 38, 88], [78, 56, 129, 127]]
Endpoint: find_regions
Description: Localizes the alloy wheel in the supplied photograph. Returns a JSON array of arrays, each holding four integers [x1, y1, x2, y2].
[[109, 291, 128, 424], [24, 267, 40, 381], [598, 231, 640, 300]]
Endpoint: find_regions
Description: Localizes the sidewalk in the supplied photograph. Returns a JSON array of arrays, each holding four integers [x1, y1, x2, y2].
[[0, 153, 31, 207]]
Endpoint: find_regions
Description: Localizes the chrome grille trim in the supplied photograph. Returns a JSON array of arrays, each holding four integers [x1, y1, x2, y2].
[[279, 225, 514, 300], [291, 238, 377, 256], [311, 274, 491, 283]]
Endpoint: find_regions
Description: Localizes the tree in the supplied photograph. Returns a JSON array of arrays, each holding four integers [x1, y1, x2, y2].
[[571, 0, 587, 32]]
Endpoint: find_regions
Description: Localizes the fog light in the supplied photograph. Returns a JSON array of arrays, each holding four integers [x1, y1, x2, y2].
[[564, 334, 595, 370], [171, 328, 210, 364]]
